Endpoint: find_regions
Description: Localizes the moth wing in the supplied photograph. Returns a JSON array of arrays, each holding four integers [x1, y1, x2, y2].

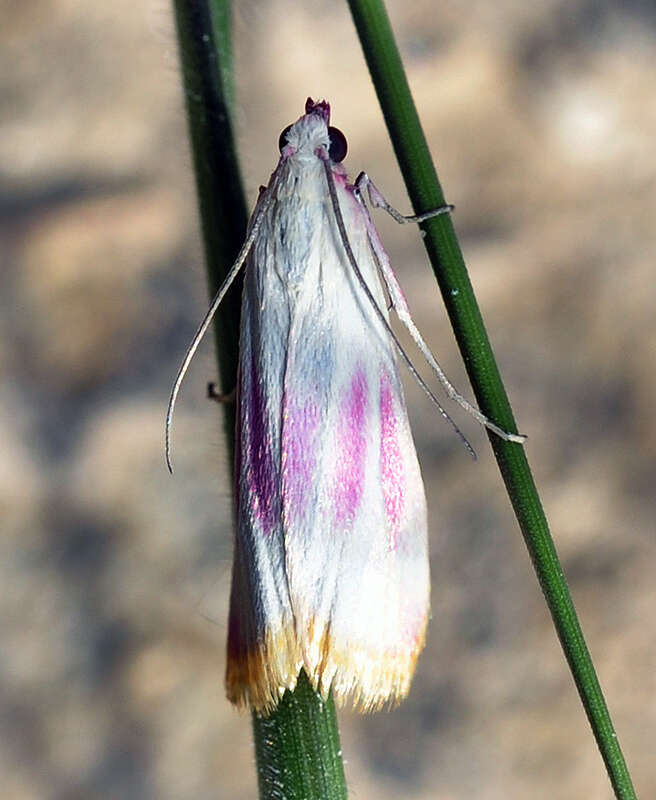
[[280, 189, 430, 710], [226, 172, 430, 714], [225, 235, 302, 713]]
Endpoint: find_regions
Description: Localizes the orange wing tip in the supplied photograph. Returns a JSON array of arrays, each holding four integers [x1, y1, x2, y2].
[[225, 626, 303, 715], [226, 619, 427, 717]]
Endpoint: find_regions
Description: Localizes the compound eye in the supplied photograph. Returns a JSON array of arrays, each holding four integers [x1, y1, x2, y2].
[[328, 126, 348, 162], [278, 124, 293, 153]]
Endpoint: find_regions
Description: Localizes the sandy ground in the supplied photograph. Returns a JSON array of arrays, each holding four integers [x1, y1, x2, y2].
[[2, 1, 655, 798]]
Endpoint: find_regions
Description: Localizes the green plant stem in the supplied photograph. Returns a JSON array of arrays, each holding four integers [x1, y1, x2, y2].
[[172, 2, 347, 798], [347, 1, 637, 798], [253, 671, 347, 800], [173, 0, 247, 455]]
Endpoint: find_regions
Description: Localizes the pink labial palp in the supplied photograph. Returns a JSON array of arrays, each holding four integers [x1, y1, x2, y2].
[[334, 366, 368, 527]]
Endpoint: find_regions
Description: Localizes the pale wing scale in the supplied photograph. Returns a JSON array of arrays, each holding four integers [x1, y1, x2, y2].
[[280, 179, 429, 709]]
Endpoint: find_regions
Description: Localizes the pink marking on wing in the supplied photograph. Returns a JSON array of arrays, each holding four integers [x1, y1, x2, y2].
[[282, 397, 320, 526], [334, 367, 368, 527], [244, 354, 279, 534], [401, 609, 426, 648], [332, 163, 349, 183], [380, 374, 405, 548]]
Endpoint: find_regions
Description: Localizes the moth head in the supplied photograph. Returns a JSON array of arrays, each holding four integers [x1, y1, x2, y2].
[[278, 99, 348, 163]]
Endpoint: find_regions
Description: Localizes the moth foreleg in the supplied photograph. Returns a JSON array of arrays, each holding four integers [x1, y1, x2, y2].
[[354, 171, 453, 225]]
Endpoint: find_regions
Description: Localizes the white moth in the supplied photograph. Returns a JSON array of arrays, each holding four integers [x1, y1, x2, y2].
[[167, 98, 525, 714]]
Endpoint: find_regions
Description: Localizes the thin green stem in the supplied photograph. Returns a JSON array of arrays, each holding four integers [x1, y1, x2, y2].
[[172, 0, 247, 456], [172, 2, 347, 798], [347, 1, 636, 798], [254, 671, 347, 800]]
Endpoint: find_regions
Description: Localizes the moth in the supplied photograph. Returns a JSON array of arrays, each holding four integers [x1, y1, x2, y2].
[[167, 98, 525, 714]]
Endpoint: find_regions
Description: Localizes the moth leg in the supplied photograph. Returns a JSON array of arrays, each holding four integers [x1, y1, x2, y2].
[[351, 174, 526, 446], [321, 156, 476, 457], [207, 383, 236, 404], [355, 171, 453, 224]]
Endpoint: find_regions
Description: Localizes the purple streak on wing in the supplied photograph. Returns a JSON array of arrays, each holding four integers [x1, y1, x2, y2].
[[244, 353, 279, 535], [234, 378, 243, 508], [335, 366, 368, 527], [282, 397, 320, 526], [380, 373, 405, 548]]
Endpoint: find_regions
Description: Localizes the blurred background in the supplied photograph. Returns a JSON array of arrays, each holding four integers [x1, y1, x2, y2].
[[2, 1, 655, 797]]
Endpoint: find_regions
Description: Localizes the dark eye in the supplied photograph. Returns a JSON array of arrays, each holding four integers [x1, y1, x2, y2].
[[278, 124, 293, 153], [328, 126, 348, 162]]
